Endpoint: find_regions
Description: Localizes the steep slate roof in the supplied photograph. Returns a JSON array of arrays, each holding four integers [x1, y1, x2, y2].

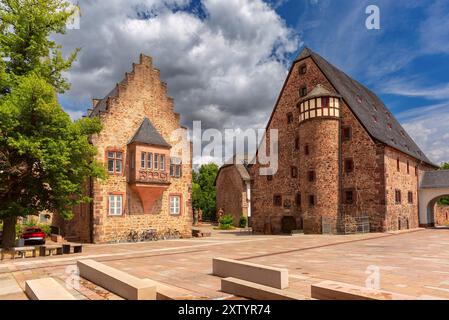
[[420, 170, 449, 189], [295, 48, 435, 166], [128, 117, 171, 148]]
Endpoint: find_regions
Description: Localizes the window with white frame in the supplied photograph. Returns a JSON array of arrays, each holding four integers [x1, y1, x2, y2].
[[160, 155, 166, 171], [109, 195, 123, 216], [154, 153, 159, 170], [141, 152, 146, 169], [170, 195, 181, 215], [147, 152, 153, 169]]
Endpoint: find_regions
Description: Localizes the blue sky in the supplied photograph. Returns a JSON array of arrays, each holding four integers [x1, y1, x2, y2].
[[59, 0, 449, 164]]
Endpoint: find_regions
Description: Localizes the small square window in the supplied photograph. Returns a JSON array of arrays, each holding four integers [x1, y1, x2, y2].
[[274, 195, 282, 207], [344, 190, 354, 204], [408, 192, 413, 204], [296, 193, 301, 207], [291, 166, 298, 178], [300, 86, 308, 97], [345, 159, 354, 173], [395, 190, 402, 204], [308, 170, 316, 182], [342, 127, 352, 142], [304, 144, 310, 156], [295, 137, 300, 150], [309, 195, 315, 207]]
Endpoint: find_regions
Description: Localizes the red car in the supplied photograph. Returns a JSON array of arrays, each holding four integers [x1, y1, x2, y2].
[[21, 227, 46, 245]]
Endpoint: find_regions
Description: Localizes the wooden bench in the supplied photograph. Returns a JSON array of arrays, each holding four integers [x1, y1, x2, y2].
[[213, 258, 289, 289], [77, 259, 156, 300], [221, 277, 307, 300], [311, 280, 416, 300], [25, 278, 76, 300], [12, 246, 37, 259], [39, 245, 63, 257], [62, 243, 83, 254]]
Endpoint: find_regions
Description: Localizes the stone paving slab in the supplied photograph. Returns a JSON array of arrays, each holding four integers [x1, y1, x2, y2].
[[0, 229, 448, 300]]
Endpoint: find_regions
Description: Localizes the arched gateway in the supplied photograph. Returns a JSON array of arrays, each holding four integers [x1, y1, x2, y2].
[[419, 170, 449, 227]]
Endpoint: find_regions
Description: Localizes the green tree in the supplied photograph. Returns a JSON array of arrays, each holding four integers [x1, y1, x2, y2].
[[0, 0, 105, 248], [192, 163, 219, 221]]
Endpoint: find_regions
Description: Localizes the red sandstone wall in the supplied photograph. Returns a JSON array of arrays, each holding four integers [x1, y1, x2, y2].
[[216, 166, 248, 227], [435, 204, 449, 226]]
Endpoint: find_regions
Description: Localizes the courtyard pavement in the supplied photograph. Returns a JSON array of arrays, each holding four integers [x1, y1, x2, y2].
[[1, 226, 449, 300]]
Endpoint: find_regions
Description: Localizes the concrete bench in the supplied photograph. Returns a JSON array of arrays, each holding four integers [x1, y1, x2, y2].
[[39, 245, 63, 257], [25, 278, 76, 300], [213, 258, 289, 289], [62, 243, 83, 254], [12, 246, 37, 259], [77, 259, 156, 300], [221, 277, 307, 300], [311, 280, 416, 300], [143, 279, 197, 300]]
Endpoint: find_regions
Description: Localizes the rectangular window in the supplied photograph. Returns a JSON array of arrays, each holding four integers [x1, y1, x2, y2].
[[160, 155, 166, 171], [295, 137, 300, 150], [273, 195, 282, 207], [308, 170, 316, 182], [170, 195, 181, 215], [322, 97, 329, 108], [407, 161, 410, 174], [141, 152, 146, 169], [299, 64, 307, 75], [342, 127, 352, 142], [287, 112, 294, 124], [415, 166, 418, 177], [305, 144, 310, 156], [345, 190, 354, 204], [109, 195, 123, 216], [131, 152, 135, 169], [408, 191, 413, 204], [395, 190, 402, 204], [147, 153, 153, 169], [291, 166, 298, 178], [107, 151, 123, 174], [397, 158, 400, 172], [300, 86, 308, 97], [154, 154, 159, 170], [309, 195, 315, 207], [170, 158, 182, 178], [296, 193, 301, 207], [345, 159, 354, 173]]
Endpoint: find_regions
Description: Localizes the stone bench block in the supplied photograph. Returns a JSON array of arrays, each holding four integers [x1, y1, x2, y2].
[[311, 280, 416, 300], [25, 278, 76, 300], [221, 277, 306, 300], [77, 259, 156, 300], [212, 257, 289, 289]]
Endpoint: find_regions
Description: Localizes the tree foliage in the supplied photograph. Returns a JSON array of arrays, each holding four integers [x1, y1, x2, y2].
[[0, 0, 104, 247], [0, 0, 78, 94], [192, 163, 219, 220]]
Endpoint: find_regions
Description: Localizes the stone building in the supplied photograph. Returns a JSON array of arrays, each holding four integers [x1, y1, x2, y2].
[[55, 54, 192, 243], [215, 159, 252, 227], [250, 47, 438, 235]]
